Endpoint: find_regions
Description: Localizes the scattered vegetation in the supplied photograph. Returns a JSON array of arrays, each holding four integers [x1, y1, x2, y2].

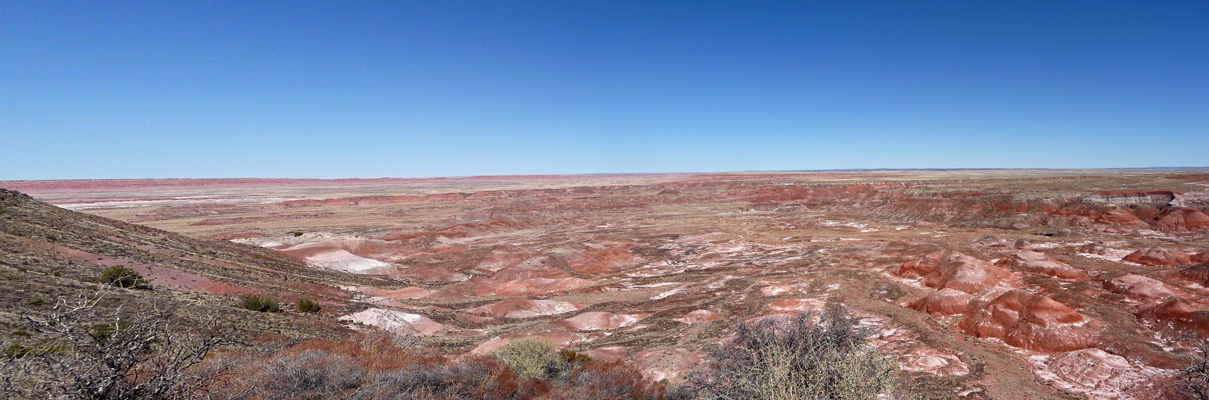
[[0, 293, 241, 399], [682, 303, 897, 400], [99, 265, 151, 289], [297, 297, 321, 313], [237, 294, 282, 312]]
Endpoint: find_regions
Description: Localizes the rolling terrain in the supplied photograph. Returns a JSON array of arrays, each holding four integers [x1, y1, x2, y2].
[[5, 169, 1209, 399]]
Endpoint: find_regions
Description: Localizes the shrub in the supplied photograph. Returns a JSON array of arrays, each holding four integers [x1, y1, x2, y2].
[[683, 303, 897, 400], [99, 266, 150, 289], [238, 294, 282, 312], [297, 298, 321, 313], [489, 338, 570, 380], [0, 293, 240, 398], [1176, 337, 1209, 400], [556, 360, 666, 400]]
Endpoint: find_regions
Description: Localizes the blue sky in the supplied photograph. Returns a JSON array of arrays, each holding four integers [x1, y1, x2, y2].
[[2, 1, 1207, 179]]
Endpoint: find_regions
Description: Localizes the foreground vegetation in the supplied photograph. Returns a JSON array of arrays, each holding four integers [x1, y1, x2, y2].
[[0, 292, 924, 399]]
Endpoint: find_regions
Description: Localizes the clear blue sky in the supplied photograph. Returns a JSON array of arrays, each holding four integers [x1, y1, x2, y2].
[[2, 1, 1207, 179]]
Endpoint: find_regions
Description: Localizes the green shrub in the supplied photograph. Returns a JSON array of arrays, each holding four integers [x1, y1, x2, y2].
[[99, 266, 150, 289], [238, 294, 282, 312], [3, 343, 64, 360], [489, 338, 574, 379], [297, 298, 321, 313]]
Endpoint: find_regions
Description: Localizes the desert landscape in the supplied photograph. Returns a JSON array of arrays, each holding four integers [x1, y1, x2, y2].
[[4, 169, 1209, 398]]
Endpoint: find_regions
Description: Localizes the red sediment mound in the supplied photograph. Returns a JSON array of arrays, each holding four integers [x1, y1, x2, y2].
[[1123, 248, 1192, 266], [907, 288, 973, 316], [674, 310, 721, 324], [958, 290, 1097, 352], [1136, 298, 1209, 338], [994, 251, 1088, 281], [915, 253, 1016, 294], [1154, 207, 1209, 232], [893, 251, 947, 278], [1103, 274, 1181, 302], [1050, 204, 1150, 231], [1182, 262, 1209, 286], [561, 245, 642, 276]]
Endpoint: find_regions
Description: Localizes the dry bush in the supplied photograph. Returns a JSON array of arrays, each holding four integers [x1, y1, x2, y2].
[[682, 303, 896, 400], [548, 359, 667, 400], [221, 334, 549, 400], [236, 294, 281, 313], [489, 338, 570, 379], [0, 292, 241, 399], [1177, 337, 1209, 400]]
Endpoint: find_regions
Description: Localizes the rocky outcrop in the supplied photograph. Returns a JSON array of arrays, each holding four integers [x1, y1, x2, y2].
[[1081, 190, 1182, 207], [1123, 248, 1192, 266], [994, 251, 1088, 281], [958, 290, 1097, 352]]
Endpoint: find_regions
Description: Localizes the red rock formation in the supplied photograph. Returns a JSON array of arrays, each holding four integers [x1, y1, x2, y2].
[[901, 253, 1016, 294], [1050, 204, 1150, 231], [1103, 274, 1181, 302], [1194, 253, 1209, 264], [893, 251, 947, 278], [1123, 248, 1192, 266], [958, 290, 1097, 352], [907, 288, 973, 316], [561, 245, 642, 276], [1154, 207, 1209, 232], [1136, 298, 1209, 338], [994, 251, 1088, 281], [1183, 262, 1209, 286]]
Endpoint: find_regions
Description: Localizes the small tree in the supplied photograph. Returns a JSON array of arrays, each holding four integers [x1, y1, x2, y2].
[[296, 298, 321, 313], [100, 266, 151, 289]]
